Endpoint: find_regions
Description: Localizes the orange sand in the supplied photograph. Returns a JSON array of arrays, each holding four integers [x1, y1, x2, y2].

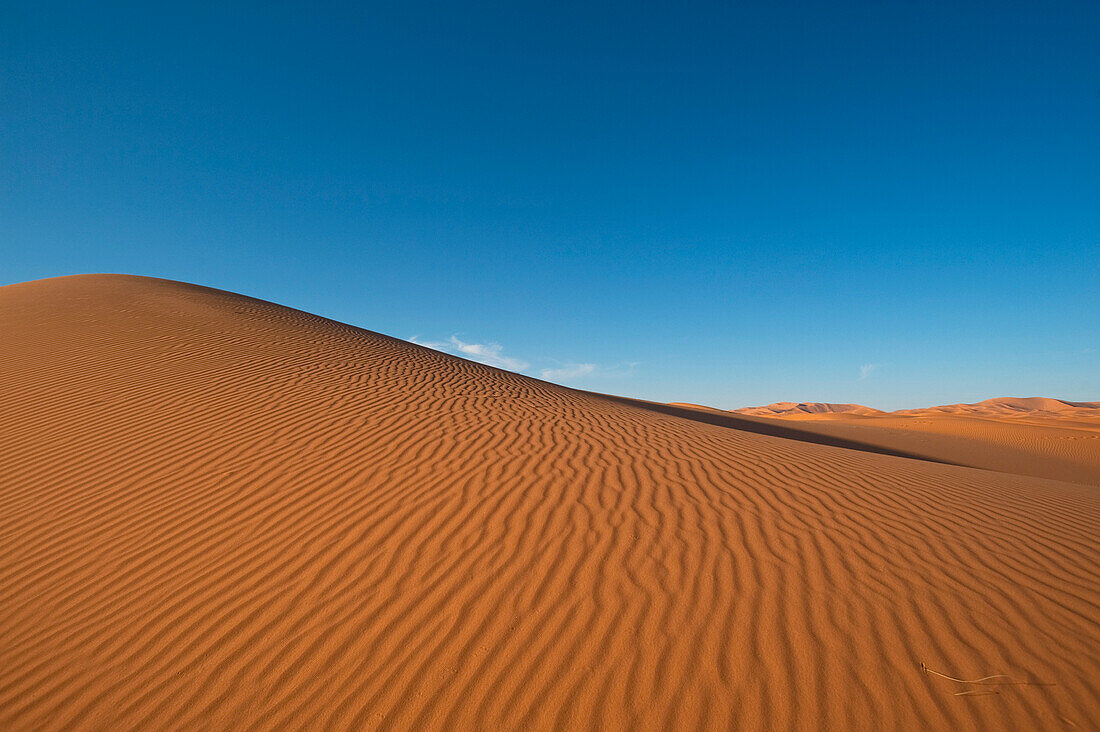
[[727, 400, 1100, 487], [1, 275, 1097, 730]]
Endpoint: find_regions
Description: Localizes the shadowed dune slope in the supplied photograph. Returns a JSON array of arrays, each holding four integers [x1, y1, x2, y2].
[[731, 413, 1100, 488], [672, 402, 1100, 488], [1, 274, 1098, 730]]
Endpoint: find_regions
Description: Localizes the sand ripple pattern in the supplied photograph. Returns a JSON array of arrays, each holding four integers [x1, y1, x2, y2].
[[0, 275, 1097, 730]]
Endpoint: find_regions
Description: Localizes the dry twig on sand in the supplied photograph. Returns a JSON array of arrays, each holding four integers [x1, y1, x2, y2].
[[920, 662, 1029, 696]]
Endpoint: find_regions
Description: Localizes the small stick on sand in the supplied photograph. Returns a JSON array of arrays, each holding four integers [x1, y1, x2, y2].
[[920, 663, 1029, 695]]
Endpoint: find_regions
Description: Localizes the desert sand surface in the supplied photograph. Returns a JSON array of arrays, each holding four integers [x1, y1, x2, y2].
[[725, 400, 1100, 487], [1, 274, 1098, 730]]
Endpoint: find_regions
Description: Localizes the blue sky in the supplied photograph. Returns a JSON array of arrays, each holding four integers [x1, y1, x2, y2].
[[3, 1, 1098, 409]]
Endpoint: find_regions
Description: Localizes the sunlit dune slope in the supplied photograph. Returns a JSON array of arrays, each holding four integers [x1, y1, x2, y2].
[[729, 402, 885, 417], [895, 397, 1100, 420], [1, 275, 1098, 730]]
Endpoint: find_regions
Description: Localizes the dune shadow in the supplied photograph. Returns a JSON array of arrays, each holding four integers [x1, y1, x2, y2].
[[596, 394, 965, 468]]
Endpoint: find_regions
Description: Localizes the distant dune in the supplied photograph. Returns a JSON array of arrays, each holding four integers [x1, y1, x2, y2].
[[730, 401, 885, 417], [894, 396, 1100, 420], [729, 397, 1100, 486], [2, 275, 1098, 729], [734, 396, 1100, 421]]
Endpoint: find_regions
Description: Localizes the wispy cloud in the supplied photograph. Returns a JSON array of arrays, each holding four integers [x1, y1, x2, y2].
[[408, 335, 529, 371], [859, 363, 879, 380], [540, 361, 639, 382], [408, 334, 636, 381], [446, 336, 529, 371], [540, 363, 596, 380], [408, 336, 448, 351]]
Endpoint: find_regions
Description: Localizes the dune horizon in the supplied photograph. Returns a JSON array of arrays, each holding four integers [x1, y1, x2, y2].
[[0, 273, 1097, 729], [730, 397, 1100, 417]]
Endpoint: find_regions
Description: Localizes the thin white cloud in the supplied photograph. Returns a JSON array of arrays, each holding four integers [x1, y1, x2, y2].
[[603, 361, 639, 378], [859, 363, 879, 380], [540, 361, 639, 382], [540, 363, 596, 380], [408, 334, 635, 381], [407, 334, 529, 371], [446, 336, 530, 371], [408, 336, 448, 351]]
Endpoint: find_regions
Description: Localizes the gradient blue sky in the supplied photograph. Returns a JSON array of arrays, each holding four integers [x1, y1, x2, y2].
[[3, 1, 1098, 409]]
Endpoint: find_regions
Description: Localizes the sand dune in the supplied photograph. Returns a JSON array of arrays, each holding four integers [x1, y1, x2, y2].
[[730, 402, 885, 417], [735, 397, 1100, 422], [727, 399, 1100, 487], [1, 275, 1098, 730], [894, 397, 1100, 421]]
